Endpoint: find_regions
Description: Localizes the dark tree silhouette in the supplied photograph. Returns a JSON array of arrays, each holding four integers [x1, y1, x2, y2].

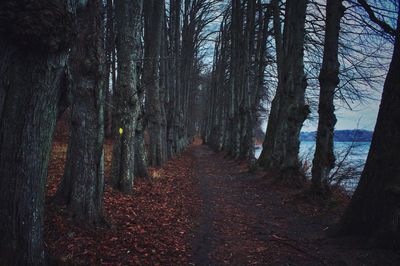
[[144, 0, 165, 167], [311, 0, 344, 193], [340, 5, 400, 248], [204, 0, 271, 160], [111, 0, 143, 193], [258, 0, 309, 184], [0, 1, 77, 264], [53, 0, 105, 225]]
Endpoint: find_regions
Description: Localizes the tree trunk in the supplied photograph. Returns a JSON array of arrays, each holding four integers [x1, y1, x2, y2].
[[246, 0, 271, 167], [53, 0, 105, 224], [56, 67, 72, 120], [240, 0, 256, 160], [134, 111, 149, 178], [259, 0, 309, 184], [277, 0, 309, 181], [166, 0, 182, 158], [229, 0, 243, 158], [311, 0, 343, 192], [134, 80, 149, 178], [111, 0, 142, 194], [143, 0, 165, 167], [0, 1, 76, 264], [160, 6, 169, 161], [258, 0, 283, 169], [339, 9, 400, 248], [104, 0, 115, 138]]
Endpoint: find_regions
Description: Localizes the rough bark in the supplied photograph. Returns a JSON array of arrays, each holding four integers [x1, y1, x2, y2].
[[134, 76, 149, 178], [166, 0, 182, 158], [228, 0, 243, 158], [134, 110, 149, 178], [104, 0, 115, 138], [205, 2, 270, 161], [57, 67, 72, 120], [259, 0, 309, 184], [181, 0, 199, 148], [53, 0, 105, 224], [258, 0, 283, 169], [111, 0, 142, 194], [311, 0, 343, 192], [206, 22, 223, 149], [339, 9, 400, 248], [240, 0, 257, 160], [159, 6, 169, 161], [144, 0, 165, 167], [0, 1, 75, 264], [277, 0, 309, 181], [246, 0, 271, 167]]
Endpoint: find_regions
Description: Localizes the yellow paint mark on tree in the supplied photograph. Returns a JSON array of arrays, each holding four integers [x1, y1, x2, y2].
[[119, 128, 123, 135]]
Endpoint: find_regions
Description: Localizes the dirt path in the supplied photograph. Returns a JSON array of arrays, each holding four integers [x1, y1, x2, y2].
[[189, 145, 400, 266], [191, 147, 216, 265], [44, 136, 399, 265]]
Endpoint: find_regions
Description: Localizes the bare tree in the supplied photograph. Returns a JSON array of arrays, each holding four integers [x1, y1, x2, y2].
[[53, 0, 106, 224], [144, 0, 165, 167], [339, 2, 400, 248], [204, 1, 272, 162], [0, 1, 78, 264], [111, 0, 143, 193], [311, 0, 344, 193], [258, 0, 309, 184], [165, 0, 221, 156], [104, 0, 115, 138]]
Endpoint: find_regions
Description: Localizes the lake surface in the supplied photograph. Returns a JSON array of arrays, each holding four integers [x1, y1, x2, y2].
[[254, 141, 371, 192]]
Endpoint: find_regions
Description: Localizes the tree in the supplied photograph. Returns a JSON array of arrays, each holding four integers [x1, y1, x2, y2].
[[53, 0, 105, 224], [258, 0, 309, 184], [204, 12, 230, 150], [245, 0, 271, 163], [111, 0, 143, 193], [0, 1, 77, 264], [164, 0, 220, 157], [258, 0, 284, 169], [311, 0, 344, 193], [134, 72, 149, 178], [134, 106, 149, 178], [204, 1, 271, 161], [104, 0, 115, 138], [166, 0, 183, 157], [339, 4, 400, 248], [144, 0, 165, 167], [227, 0, 244, 158]]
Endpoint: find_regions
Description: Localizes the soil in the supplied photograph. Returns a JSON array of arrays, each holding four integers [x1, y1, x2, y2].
[[44, 127, 400, 265], [189, 145, 400, 265]]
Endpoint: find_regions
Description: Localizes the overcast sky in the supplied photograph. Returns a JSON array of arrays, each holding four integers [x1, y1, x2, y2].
[[302, 98, 381, 132]]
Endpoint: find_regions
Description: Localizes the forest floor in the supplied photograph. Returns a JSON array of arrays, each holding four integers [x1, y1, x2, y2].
[[44, 125, 400, 265]]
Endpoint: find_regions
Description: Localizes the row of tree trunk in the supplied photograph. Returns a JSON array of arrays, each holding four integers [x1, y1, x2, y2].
[[1, 1, 400, 263], [203, 0, 400, 248], [203, 0, 270, 161], [0, 0, 210, 264], [203, 0, 342, 186]]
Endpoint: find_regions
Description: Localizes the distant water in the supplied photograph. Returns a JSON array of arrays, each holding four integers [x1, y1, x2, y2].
[[255, 141, 371, 192]]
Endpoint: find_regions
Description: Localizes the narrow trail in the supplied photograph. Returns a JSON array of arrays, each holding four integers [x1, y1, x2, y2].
[[44, 136, 400, 265], [191, 147, 216, 265], [188, 144, 400, 266]]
